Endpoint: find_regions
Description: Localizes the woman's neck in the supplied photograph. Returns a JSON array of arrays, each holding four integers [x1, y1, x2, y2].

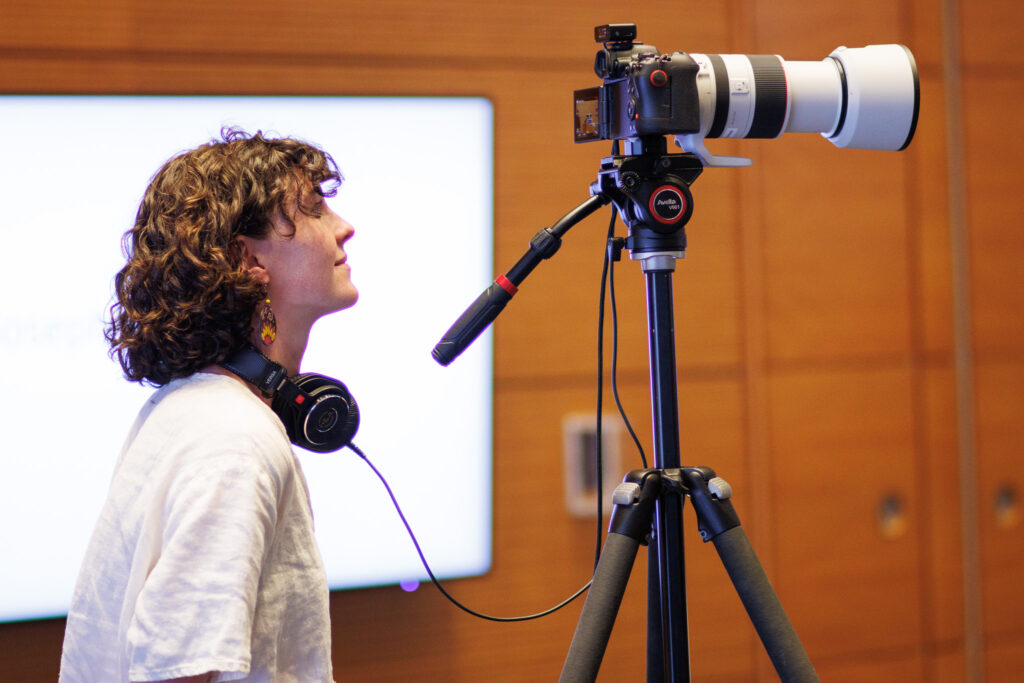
[[201, 321, 312, 406]]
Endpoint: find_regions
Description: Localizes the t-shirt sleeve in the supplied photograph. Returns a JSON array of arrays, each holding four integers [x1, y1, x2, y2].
[[125, 451, 283, 682]]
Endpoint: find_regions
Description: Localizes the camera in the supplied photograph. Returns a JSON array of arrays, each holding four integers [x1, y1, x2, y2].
[[574, 24, 920, 167]]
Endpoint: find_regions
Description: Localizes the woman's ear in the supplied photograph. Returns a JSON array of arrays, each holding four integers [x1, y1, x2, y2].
[[236, 235, 270, 285]]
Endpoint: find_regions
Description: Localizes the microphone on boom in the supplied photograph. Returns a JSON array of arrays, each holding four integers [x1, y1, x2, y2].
[[431, 275, 517, 366]]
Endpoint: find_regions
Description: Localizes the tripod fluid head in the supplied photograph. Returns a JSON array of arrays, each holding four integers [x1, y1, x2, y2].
[[591, 135, 703, 259]]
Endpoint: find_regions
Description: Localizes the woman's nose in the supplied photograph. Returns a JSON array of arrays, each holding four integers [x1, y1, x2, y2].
[[337, 217, 355, 244]]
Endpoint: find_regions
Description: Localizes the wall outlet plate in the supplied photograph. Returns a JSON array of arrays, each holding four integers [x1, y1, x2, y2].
[[562, 413, 624, 518]]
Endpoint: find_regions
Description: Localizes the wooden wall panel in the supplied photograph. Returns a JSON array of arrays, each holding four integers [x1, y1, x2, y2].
[[759, 140, 914, 364], [0, 618, 62, 681], [742, 0, 921, 367], [813, 651, 924, 682], [962, 76, 1024, 357], [750, 0, 910, 54], [1, 0, 134, 52], [922, 366, 964, 646], [959, 0, 1024, 67], [906, 0, 945, 69], [985, 636, 1024, 681], [962, 0, 1024, 669], [932, 647, 967, 683], [975, 361, 1024, 639], [767, 366, 923, 660], [1, 1, 734, 63], [914, 72, 954, 357]]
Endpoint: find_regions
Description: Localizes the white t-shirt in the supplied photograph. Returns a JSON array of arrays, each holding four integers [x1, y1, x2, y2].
[[60, 372, 334, 683]]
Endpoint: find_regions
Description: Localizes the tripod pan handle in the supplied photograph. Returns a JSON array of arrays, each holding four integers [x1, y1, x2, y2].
[[432, 278, 514, 366]]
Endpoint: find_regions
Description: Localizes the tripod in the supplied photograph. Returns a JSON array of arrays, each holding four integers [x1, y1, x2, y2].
[[560, 136, 818, 681], [432, 136, 818, 682]]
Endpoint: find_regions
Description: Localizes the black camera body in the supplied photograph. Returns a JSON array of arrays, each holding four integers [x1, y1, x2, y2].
[[575, 27, 701, 143], [606, 52, 701, 140], [574, 23, 920, 168]]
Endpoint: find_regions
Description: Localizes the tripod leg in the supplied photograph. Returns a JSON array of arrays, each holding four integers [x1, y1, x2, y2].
[[646, 544, 664, 683], [713, 526, 820, 683], [681, 467, 819, 683], [561, 475, 659, 683], [560, 531, 643, 683]]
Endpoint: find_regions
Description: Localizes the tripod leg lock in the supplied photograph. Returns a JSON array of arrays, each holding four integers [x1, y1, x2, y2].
[[682, 467, 742, 542], [607, 471, 661, 543]]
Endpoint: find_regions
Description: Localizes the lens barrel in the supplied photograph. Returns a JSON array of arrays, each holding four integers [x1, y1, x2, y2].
[[689, 44, 919, 151]]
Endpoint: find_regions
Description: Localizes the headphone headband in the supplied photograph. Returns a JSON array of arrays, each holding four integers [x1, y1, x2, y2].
[[220, 346, 359, 453], [220, 346, 288, 397]]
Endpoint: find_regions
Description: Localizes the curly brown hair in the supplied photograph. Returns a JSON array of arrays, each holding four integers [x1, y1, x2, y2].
[[106, 127, 342, 386]]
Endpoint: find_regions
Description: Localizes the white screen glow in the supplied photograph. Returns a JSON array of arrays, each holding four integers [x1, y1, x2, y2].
[[0, 96, 494, 622]]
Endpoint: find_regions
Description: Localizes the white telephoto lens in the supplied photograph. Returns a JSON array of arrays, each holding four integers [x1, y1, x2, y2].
[[692, 45, 919, 149]]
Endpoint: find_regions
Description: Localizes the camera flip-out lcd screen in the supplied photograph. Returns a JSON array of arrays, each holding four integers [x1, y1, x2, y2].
[[574, 87, 602, 142]]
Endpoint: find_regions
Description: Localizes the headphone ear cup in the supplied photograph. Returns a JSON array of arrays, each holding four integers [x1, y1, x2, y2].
[[271, 373, 360, 453]]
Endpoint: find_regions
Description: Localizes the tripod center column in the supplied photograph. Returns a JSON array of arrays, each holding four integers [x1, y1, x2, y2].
[[638, 253, 692, 678]]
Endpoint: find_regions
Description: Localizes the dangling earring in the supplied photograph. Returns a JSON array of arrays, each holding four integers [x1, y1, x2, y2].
[[259, 297, 277, 346]]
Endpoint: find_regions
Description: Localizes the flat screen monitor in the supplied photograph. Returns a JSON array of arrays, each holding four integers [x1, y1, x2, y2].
[[0, 95, 494, 622]]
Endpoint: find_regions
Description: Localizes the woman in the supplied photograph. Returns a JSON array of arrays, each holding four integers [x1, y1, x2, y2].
[[59, 128, 356, 683]]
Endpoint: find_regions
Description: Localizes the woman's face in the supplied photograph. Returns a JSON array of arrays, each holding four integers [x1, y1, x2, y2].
[[247, 187, 358, 328]]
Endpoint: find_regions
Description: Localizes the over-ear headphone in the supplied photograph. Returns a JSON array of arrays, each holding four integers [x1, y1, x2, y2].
[[220, 345, 359, 453]]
